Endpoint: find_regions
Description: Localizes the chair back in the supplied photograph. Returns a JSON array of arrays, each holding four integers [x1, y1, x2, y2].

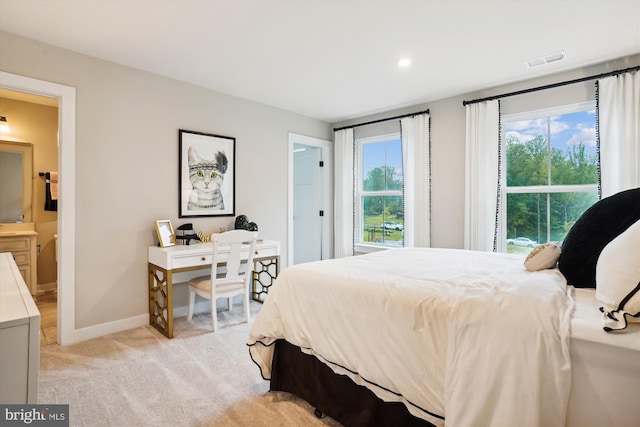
[[211, 229, 258, 281]]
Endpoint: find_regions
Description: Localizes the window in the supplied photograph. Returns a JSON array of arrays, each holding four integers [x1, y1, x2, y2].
[[501, 102, 599, 253], [356, 134, 404, 247]]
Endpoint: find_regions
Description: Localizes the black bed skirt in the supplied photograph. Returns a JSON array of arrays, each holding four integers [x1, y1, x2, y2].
[[270, 339, 436, 427]]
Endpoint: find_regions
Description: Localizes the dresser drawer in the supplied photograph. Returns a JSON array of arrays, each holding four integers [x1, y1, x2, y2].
[[0, 237, 30, 252], [10, 251, 30, 265]]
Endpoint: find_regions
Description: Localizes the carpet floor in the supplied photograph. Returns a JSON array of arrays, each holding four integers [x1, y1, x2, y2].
[[38, 301, 342, 427]]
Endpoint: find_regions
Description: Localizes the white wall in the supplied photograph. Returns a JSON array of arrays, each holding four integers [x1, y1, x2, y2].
[[333, 54, 640, 249], [0, 31, 331, 332]]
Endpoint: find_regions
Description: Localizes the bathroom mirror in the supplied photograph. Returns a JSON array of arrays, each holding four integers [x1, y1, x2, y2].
[[0, 140, 33, 223]]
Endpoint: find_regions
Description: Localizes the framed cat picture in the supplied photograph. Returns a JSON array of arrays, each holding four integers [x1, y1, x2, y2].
[[178, 129, 236, 218]]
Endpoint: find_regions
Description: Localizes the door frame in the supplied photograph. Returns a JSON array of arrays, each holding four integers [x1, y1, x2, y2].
[[288, 133, 333, 267], [0, 71, 77, 345]]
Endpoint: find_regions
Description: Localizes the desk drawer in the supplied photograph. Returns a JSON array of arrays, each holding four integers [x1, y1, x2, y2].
[[170, 246, 278, 269], [254, 246, 278, 259], [173, 254, 212, 269]]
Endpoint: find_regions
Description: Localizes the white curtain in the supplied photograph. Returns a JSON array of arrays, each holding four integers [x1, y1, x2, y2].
[[400, 113, 431, 247], [464, 100, 501, 251], [333, 128, 354, 258], [598, 71, 640, 197]]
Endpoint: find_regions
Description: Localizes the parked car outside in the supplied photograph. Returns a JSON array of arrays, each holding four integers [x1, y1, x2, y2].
[[506, 237, 538, 247], [382, 222, 404, 231]]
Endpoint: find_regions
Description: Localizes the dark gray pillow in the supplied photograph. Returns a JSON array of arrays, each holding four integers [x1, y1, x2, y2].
[[558, 187, 640, 288]]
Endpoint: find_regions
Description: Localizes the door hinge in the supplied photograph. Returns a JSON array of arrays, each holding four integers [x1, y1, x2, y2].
[[319, 210, 324, 217], [319, 161, 324, 167]]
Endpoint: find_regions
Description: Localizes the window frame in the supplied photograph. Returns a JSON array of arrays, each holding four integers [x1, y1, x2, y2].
[[354, 132, 404, 251], [498, 101, 599, 252]]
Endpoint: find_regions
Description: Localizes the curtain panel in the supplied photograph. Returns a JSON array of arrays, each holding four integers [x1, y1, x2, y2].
[[400, 113, 431, 247], [464, 100, 501, 251], [598, 71, 640, 198], [333, 128, 355, 258]]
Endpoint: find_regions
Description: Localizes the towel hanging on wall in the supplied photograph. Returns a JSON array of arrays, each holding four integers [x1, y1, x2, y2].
[[49, 171, 58, 201], [44, 172, 58, 212]]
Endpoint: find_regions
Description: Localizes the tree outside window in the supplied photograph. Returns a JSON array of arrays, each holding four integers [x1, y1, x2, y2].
[[503, 103, 598, 253], [357, 135, 404, 246]]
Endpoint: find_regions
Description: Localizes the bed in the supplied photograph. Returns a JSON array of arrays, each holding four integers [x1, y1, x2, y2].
[[248, 189, 640, 427]]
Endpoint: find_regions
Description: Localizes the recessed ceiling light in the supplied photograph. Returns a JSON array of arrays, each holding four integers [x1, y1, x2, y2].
[[397, 57, 412, 68]]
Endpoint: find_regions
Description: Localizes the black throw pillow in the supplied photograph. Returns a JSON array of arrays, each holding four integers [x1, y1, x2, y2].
[[558, 187, 640, 288]]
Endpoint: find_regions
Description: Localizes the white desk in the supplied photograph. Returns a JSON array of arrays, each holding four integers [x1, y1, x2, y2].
[[148, 239, 280, 338]]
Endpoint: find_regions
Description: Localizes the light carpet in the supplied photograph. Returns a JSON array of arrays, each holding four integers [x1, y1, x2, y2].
[[39, 301, 342, 427]]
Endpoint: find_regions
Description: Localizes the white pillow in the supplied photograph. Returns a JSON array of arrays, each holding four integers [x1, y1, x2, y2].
[[524, 243, 561, 272], [596, 219, 640, 331]]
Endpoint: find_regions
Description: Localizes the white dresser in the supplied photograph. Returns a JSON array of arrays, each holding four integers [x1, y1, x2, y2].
[[0, 252, 40, 403]]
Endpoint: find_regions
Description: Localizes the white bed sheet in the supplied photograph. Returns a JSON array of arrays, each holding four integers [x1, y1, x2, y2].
[[248, 248, 573, 427]]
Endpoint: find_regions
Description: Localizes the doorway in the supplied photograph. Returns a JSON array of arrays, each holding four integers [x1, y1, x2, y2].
[[288, 133, 333, 266], [0, 71, 77, 345], [0, 94, 60, 344]]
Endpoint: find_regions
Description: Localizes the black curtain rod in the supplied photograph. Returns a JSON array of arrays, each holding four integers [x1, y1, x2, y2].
[[462, 65, 640, 106], [333, 109, 430, 132]]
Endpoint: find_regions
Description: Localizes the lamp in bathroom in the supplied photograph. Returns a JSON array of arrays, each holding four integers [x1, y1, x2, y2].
[[0, 116, 10, 134]]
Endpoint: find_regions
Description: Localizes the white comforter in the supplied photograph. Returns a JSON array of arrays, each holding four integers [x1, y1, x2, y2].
[[248, 248, 573, 427]]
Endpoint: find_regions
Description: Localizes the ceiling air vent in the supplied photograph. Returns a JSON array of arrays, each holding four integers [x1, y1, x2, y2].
[[525, 51, 566, 68]]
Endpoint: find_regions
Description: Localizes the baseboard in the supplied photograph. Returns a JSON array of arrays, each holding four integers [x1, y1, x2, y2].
[[70, 298, 239, 343], [37, 282, 57, 294], [73, 314, 149, 343]]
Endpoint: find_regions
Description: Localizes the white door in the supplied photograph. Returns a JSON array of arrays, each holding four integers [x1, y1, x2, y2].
[[288, 133, 332, 266], [294, 144, 322, 264]]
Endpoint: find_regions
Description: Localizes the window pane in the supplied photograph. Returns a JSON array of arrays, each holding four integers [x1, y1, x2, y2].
[[362, 195, 403, 246], [505, 117, 550, 186], [549, 110, 598, 185], [505, 110, 598, 187], [549, 191, 598, 241], [506, 193, 548, 253], [362, 139, 403, 191], [506, 190, 598, 252]]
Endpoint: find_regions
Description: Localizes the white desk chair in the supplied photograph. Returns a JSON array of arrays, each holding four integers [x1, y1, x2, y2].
[[187, 229, 258, 332]]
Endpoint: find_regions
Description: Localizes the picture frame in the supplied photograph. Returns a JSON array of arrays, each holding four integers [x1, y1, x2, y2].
[[179, 129, 235, 218], [155, 220, 175, 248]]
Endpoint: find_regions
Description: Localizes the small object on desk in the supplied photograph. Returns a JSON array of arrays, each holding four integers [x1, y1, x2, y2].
[[235, 214, 258, 232], [175, 223, 201, 245], [154, 220, 175, 248], [197, 231, 211, 242]]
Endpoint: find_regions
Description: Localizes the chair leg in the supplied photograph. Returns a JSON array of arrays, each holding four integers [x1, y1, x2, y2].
[[211, 297, 218, 332], [187, 288, 196, 320], [243, 290, 250, 324]]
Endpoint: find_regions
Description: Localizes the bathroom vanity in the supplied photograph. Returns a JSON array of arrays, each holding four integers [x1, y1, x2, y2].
[[0, 223, 38, 295]]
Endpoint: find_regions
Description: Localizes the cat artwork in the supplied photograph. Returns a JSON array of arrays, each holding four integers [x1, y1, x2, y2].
[[187, 146, 228, 210]]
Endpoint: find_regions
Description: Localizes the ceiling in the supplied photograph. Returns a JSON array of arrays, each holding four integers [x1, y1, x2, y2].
[[0, 88, 58, 107], [1, 0, 638, 123]]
